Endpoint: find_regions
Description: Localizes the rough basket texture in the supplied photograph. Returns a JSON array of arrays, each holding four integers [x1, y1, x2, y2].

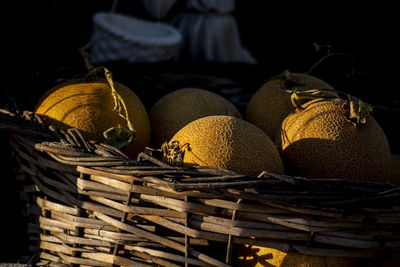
[[1, 108, 400, 266]]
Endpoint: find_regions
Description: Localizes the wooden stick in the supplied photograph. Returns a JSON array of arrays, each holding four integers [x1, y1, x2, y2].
[[129, 249, 182, 267], [140, 194, 218, 214], [226, 199, 241, 264], [128, 246, 211, 267], [90, 195, 184, 218], [184, 195, 190, 267], [112, 179, 134, 258], [94, 212, 231, 267], [138, 215, 228, 242], [81, 252, 152, 266]]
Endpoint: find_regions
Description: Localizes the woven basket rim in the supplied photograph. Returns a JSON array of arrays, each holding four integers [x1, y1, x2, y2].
[[1, 108, 398, 204], [2, 108, 400, 265]]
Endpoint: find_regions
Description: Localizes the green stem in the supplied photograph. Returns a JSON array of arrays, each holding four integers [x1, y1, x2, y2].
[[347, 94, 373, 126], [79, 47, 94, 71], [79, 47, 135, 150], [290, 89, 339, 110], [307, 53, 354, 75], [103, 68, 135, 132]]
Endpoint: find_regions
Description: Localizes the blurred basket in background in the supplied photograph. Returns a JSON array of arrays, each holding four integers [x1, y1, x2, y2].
[[87, 12, 182, 64]]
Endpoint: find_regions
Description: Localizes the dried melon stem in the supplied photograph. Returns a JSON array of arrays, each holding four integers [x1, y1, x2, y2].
[[101, 67, 136, 149], [307, 52, 354, 74], [290, 89, 338, 110], [346, 94, 373, 125], [290, 90, 373, 126], [307, 43, 354, 74], [275, 70, 334, 93], [161, 141, 191, 166], [280, 70, 302, 91], [79, 47, 136, 150]]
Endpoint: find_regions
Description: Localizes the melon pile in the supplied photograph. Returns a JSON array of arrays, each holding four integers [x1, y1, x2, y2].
[[146, 72, 391, 183], [146, 72, 392, 267], [34, 67, 394, 267], [34, 68, 392, 181]]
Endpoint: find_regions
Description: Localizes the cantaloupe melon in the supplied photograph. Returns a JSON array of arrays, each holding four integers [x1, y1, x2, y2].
[[35, 77, 151, 158], [165, 115, 284, 176], [277, 97, 391, 182], [150, 88, 242, 147], [237, 246, 356, 267], [245, 71, 334, 140]]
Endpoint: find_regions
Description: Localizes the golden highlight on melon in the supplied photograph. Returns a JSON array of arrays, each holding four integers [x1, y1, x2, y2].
[[237, 246, 356, 267], [167, 115, 284, 176], [35, 78, 151, 158], [245, 71, 334, 140], [277, 98, 391, 182], [150, 88, 242, 147]]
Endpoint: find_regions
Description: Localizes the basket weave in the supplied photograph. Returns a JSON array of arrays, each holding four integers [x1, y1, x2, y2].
[[1, 108, 400, 266]]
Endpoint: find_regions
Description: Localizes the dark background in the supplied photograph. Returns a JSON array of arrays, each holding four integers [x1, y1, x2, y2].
[[1, 0, 398, 158], [1, 1, 398, 114], [1, 1, 398, 78], [0, 0, 399, 263]]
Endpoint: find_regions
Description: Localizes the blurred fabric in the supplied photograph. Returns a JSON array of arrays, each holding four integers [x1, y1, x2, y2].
[[171, 0, 257, 64], [141, 0, 177, 19]]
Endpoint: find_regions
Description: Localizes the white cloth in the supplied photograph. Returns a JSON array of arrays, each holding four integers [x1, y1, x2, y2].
[[172, 0, 256, 64], [142, 0, 177, 19]]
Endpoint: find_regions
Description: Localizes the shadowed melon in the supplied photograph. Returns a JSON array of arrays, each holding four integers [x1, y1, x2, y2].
[[277, 94, 391, 182], [389, 154, 400, 185], [237, 246, 356, 267], [35, 76, 150, 158], [150, 88, 242, 147], [245, 70, 334, 140], [165, 115, 284, 176]]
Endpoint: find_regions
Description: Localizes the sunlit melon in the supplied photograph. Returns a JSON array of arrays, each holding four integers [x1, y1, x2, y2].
[[166, 115, 284, 176], [35, 77, 150, 158], [277, 96, 391, 182]]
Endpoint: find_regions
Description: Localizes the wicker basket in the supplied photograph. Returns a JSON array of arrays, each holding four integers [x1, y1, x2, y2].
[[1, 107, 400, 266]]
